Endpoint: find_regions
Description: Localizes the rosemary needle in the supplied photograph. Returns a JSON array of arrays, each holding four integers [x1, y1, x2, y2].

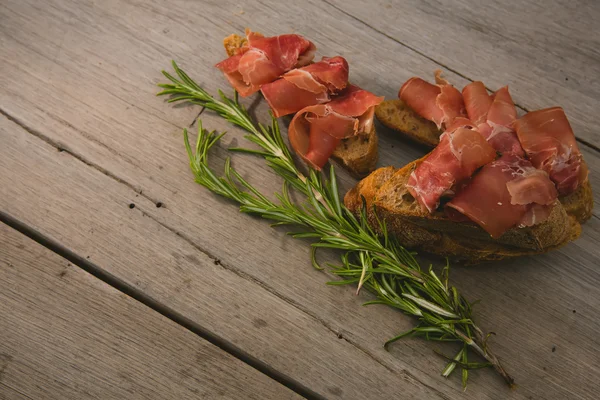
[[158, 61, 515, 389]]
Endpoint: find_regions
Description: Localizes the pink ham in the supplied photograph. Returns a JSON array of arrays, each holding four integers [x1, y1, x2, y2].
[[446, 154, 557, 238], [288, 85, 383, 169], [407, 127, 497, 213], [399, 70, 466, 130], [215, 30, 316, 97], [462, 84, 524, 156], [484, 87, 524, 156], [462, 81, 493, 126], [261, 56, 349, 117], [299, 56, 348, 91], [514, 107, 588, 195], [445, 116, 475, 132]]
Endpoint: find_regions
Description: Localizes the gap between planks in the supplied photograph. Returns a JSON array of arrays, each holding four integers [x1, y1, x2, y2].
[[0, 105, 452, 400], [0, 211, 325, 400], [321, 0, 600, 154]]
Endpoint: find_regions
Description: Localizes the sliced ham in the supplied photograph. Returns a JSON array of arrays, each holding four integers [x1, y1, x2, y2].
[[246, 31, 316, 70], [407, 127, 496, 213], [299, 56, 348, 91], [215, 30, 315, 97], [288, 85, 383, 169], [484, 87, 524, 156], [260, 56, 349, 117], [399, 70, 466, 130], [445, 116, 475, 132], [446, 154, 557, 238], [462, 81, 493, 126], [514, 107, 588, 195], [462, 84, 524, 156], [506, 168, 557, 206]]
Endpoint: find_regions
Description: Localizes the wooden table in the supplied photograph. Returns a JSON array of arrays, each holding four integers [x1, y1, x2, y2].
[[1, 1, 599, 399]]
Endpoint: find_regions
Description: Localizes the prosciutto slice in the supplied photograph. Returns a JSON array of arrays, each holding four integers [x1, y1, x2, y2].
[[446, 154, 557, 238], [407, 127, 496, 212], [514, 107, 587, 195], [484, 87, 524, 156], [288, 85, 383, 169], [399, 70, 466, 130], [462, 83, 524, 156], [462, 81, 493, 126], [215, 30, 316, 97], [260, 56, 349, 117]]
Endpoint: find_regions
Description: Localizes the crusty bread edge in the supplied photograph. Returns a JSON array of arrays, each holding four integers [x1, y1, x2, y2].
[[374, 98, 593, 224], [331, 126, 378, 178], [343, 159, 582, 264], [375, 99, 441, 147]]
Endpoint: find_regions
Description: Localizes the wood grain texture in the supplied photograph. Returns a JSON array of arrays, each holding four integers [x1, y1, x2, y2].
[[0, 117, 444, 399], [327, 0, 600, 146], [1, 0, 599, 399], [0, 224, 299, 400]]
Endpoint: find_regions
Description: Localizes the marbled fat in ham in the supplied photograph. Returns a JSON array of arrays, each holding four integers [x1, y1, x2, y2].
[[483, 87, 524, 156], [462, 83, 524, 156], [407, 127, 496, 212], [446, 154, 557, 238], [399, 70, 466, 130], [215, 31, 315, 97], [514, 107, 588, 195], [261, 56, 349, 117], [398, 74, 583, 236], [288, 85, 383, 169]]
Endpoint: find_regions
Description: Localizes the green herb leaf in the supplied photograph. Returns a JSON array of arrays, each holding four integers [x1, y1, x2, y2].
[[158, 62, 515, 388]]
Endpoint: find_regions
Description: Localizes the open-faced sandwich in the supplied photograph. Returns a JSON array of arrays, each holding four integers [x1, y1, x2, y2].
[[347, 71, 593, 263], [215, 30, 382, 177]]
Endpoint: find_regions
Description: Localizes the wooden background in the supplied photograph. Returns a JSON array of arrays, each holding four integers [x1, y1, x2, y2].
[[1, 0, 599, 399]]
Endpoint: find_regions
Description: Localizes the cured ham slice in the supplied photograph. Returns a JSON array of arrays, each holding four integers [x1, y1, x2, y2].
[[288, 85, 383, 169], [514, 107, 587, 195], [462, 84, 523, 156], [446, 154, 557, 238], [399, 70, 466, 130], [445, 116, 475, 132], [462, 81, 493, 126], [261, 56, 349, 117], [215, 30, 316, 97], [407, 127, 496, 212], [484, 87, 524, 156]]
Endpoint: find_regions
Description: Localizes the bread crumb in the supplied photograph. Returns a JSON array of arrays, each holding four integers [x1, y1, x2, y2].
[[497, 202, 503, 205]]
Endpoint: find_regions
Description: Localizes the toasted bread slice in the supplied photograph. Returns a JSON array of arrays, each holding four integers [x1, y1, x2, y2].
[[375, 99, 593, 223], [223, 34, 247, 57], [331, 125, 378, 178], [375, 99, 442, 147], [344, 158, 582, 264], [559, 179, 593, 222], [223, 32, 378, 178]]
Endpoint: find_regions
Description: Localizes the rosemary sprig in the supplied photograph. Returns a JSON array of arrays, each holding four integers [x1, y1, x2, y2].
[[158, 61, 515, 389]]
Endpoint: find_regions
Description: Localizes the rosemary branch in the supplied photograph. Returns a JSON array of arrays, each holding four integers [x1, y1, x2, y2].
[[158, 61, 515, 389]]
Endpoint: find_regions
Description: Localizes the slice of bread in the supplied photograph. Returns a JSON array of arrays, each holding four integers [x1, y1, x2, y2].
[[375, 99, 442, 147], [374, 99, 593, 223], [344, 158, 582, 264], [331, 125, 378, 178], [559, 179, 594, 222], [223, 33, 247, 57]]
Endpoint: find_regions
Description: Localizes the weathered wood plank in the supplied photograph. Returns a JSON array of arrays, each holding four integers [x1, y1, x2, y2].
[[2, 0, 599, 200], [0, 224, 300, 400], [1, 0, 599, 399], [0, 117, 444, 399], [327, 0, 600, 146]]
